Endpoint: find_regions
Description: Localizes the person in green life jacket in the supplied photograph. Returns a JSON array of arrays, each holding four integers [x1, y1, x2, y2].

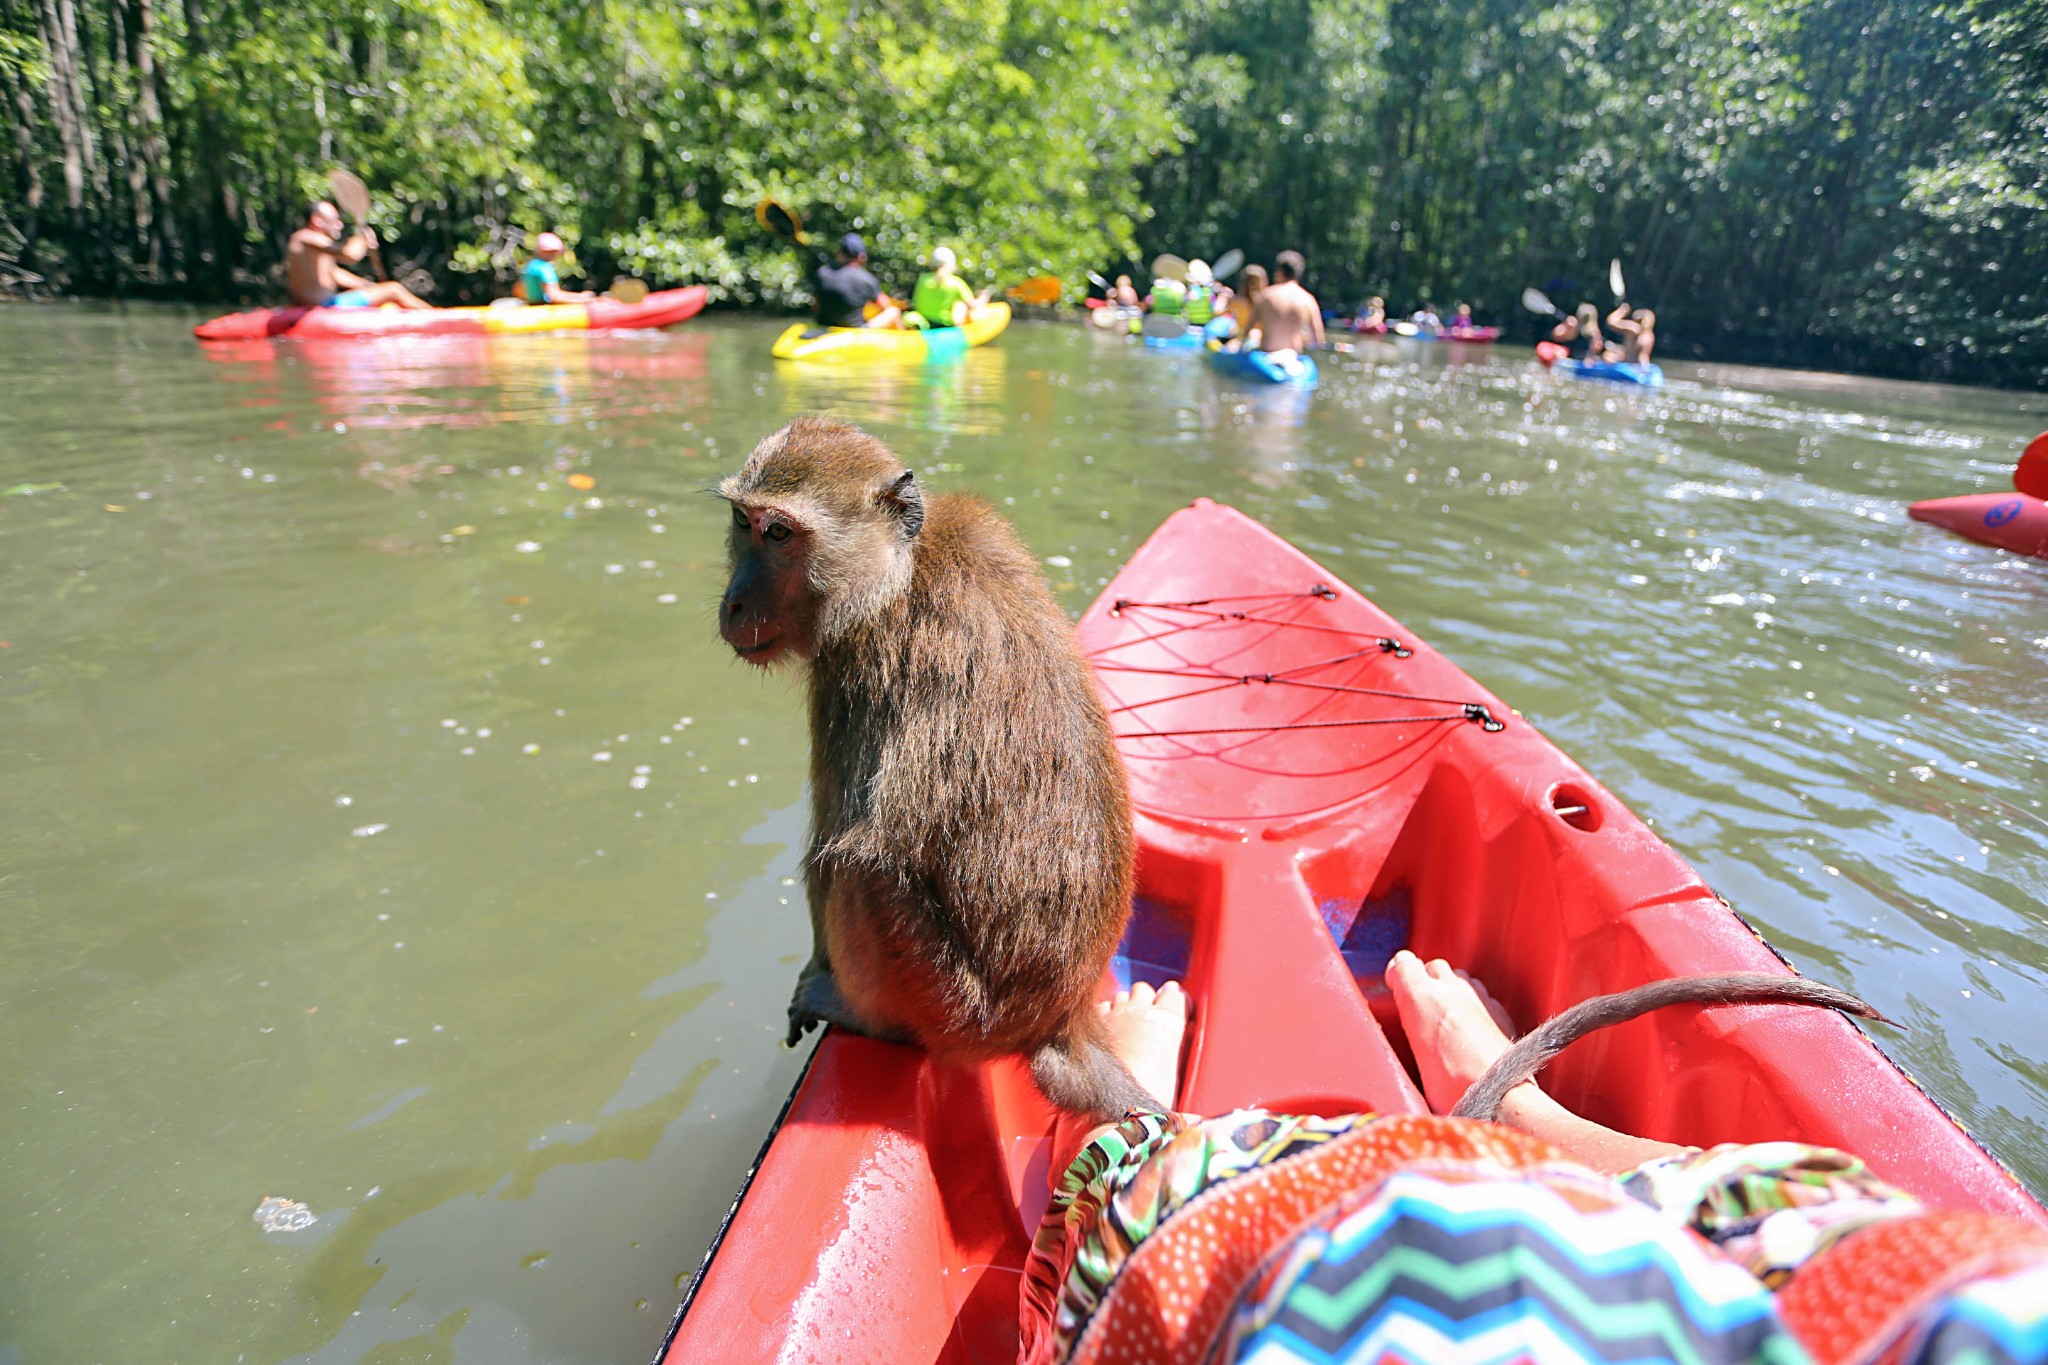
[[522, 232, 595, 305], [911, 246, 989, 327], [1183, 259, 1215, 326]]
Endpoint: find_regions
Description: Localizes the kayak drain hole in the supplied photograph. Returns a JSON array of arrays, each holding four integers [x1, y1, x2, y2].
[[1550, 784, 1603, 833]]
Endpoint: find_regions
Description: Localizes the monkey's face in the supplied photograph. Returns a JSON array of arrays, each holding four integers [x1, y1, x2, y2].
[[720, 498, 820, 667]]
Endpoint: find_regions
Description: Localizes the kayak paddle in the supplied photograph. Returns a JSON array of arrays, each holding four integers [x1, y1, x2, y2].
[[607, 278, 650, 305], [1087, 270, 1112, 292], [1609, 258, 1627, 301], [1522, 286, 1566, 320], [1150, 253, 1188, 283], [1211, 248, 1245, 281], [2017, 431, 2048, 499], [757, 197, 811, 246], [328, 168, 388, 280]]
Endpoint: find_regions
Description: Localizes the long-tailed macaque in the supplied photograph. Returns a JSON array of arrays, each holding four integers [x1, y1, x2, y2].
[[717, 417, 1157, 1122], [1452, 972, 1887, 1121]]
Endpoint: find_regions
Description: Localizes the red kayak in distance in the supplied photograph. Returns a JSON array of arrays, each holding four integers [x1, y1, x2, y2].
[[661, 499, 2042, 1365], [193, 285, 707, 342], [1908, 432, 2048, 559]]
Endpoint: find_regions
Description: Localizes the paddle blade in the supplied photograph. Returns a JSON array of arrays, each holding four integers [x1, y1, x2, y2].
[[1140, 312, 1187, 339], [757, 197, 808, 245], [1007, 275, 1063, 306], [328, 168, 372, 223], [1211, 248, 1244, 281], [1086, 271, 1111, 291], [2017, 432, 2048, 499], [1150, 253, 1187, 283], [607, 278, 649, 305], [1609, 258, 1626, 299], [1522, 286, 1558, 317]]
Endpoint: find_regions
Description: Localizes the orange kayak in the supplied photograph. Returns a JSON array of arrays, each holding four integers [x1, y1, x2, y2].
[[193, 285, 707, 341], [662, 498, 2043, 1364]]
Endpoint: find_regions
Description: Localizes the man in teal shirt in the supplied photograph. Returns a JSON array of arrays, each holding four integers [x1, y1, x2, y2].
[[911, 246, 988, 327], [522, 232, 595, 305]]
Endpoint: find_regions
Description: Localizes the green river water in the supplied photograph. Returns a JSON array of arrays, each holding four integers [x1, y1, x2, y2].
[[3, 306, 2045, 1364]]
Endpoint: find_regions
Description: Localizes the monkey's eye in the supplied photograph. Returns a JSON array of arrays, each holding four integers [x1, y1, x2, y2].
[[731, 505, 749, 530], [764, 523, 792, 543]]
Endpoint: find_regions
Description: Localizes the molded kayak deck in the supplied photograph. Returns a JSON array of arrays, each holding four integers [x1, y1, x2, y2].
[[771, 302, 1011, 362], [1909, 491, 2048, 558], [192, 285, 708, 341], [662, 499, 2042, 1365]]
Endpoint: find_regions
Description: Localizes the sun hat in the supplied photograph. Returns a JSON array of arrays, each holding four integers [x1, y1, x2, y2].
[[840, 232, 866, 258], [536, 231, 565, 253], [930, 245, 957, 271]]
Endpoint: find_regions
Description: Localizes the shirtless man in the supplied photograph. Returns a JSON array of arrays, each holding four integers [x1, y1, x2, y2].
[[1246, 249, 1324, 355], [285, 201, 430, 310]]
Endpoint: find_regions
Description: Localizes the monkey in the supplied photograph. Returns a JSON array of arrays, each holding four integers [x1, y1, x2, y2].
[[1450, 972, 1889, 1121], [716, 417, 1159, 1123]]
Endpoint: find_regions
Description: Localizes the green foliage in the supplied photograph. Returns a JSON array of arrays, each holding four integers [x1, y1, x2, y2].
[[4, 0, 2048, 382]]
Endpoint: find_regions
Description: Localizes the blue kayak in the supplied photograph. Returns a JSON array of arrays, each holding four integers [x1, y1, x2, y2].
[[1559, 358, 1664, 387], [1207, 344, 1319, 387], [1142, 330, 1204, 351]]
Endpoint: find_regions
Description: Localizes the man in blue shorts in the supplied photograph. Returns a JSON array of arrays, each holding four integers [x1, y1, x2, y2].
[[285, 201, 430, 310]]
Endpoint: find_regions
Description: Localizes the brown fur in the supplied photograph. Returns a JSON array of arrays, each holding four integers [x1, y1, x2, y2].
[[718, 418, 1156, 1121], [1450, 972, 1889, 1121]]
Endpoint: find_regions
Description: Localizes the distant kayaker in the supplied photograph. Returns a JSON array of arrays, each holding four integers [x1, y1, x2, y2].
[[911, 246, 989, 328], [1606, 302, 1657, 364], [1245, 250, 1324, 355], [814, 233, 901, 329], [1549, 302, 1602, 360], [521, 232, 596, 305], [285, 201, 430, 311], [1411, 302, 1443, 336], [1183, 260, 1215, 327], [1452, 302, 1476, 330], [1225, 264, 1266, 338], [1112, 275, 1141, 308], [1353, 294, 1385, 332]]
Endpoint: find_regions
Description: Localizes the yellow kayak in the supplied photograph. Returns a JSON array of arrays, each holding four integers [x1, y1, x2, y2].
[[770, 302, 1010, 362]]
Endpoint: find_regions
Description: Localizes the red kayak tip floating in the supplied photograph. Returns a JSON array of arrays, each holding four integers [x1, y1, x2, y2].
[[192, 285, 707, 341], [1909, 431, 2048, 559]]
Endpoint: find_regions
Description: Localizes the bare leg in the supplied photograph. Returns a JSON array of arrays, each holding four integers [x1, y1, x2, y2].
[[1384, 950, 1683, 1174], [1045, 982, 1188, 1167], [364, 280, 433, 310]]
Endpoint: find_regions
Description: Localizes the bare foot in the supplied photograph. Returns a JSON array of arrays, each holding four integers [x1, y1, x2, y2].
[[1098, 980, 1189, 1110], [1385, 950, 1520, 1115]]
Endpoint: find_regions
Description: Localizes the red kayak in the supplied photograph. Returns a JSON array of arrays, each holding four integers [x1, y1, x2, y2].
[[193, 285, 707, 342], [663, 499, 2042, 1365], [1909, 432, 2048, 559]]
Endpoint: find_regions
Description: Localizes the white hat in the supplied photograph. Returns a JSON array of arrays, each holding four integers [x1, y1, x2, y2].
[[1186, 259, 1213, 286], [930, 245, 957, 271]]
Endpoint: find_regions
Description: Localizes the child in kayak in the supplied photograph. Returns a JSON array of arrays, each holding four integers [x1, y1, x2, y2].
[[1549, 302, 1603, 359], [1020, 959, 2048, 1365], [911, 246, 990, 327], [521, 232, 595, 305], [1606, 302, 1657, 364]]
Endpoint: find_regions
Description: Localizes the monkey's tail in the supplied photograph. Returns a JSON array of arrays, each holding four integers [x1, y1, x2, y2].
[[1030, 1014, 1168, 1124], [1449, 972, 1891, 1122]]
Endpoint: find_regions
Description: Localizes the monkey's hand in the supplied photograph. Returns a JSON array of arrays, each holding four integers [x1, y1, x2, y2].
[[786, 967, 844, 1047]]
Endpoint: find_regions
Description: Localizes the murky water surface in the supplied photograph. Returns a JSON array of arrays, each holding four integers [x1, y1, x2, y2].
[[3, 307, 2045, 1364]]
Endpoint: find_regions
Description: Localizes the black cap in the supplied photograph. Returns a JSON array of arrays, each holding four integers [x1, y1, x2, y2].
[[840, 232, 866, 258]]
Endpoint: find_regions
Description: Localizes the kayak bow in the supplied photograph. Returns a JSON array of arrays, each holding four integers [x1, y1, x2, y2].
[[662, 499, 2041, 1365], [770, 302, 1011, 362]]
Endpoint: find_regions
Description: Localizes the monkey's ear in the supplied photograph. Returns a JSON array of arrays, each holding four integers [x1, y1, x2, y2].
[[879, 469, 925, 539]]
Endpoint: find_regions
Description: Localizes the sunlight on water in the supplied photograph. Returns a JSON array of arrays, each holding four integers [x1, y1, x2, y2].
[[1, 306, 2044, 1364]]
